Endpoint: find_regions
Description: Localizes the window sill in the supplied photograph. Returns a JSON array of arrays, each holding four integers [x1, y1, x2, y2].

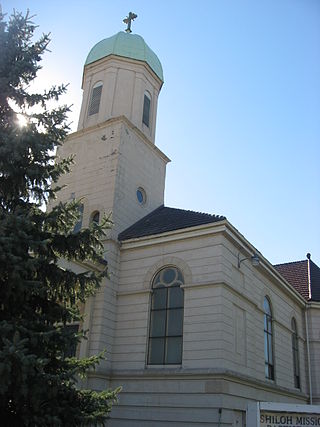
[[146, 364, 182, 370]]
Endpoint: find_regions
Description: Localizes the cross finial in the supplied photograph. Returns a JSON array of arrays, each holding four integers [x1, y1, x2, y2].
[[123, 12, 137, 33]]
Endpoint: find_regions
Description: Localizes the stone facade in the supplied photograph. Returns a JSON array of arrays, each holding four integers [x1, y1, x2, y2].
[[54, 30, 320, 426], [103, 224, 311, 425]]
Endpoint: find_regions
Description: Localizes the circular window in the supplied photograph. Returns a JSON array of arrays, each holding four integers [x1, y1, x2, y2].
[[136, 187, 146, 205]]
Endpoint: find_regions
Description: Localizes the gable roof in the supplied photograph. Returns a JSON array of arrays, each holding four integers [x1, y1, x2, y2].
[[274, 258, 320, 302], [118, 205, 225, 241]]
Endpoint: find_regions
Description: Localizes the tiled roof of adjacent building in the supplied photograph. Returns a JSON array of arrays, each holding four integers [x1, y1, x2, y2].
[[118, 205, 226, 241], [274, 258, 320, 302], [274, 260, 309, 300]]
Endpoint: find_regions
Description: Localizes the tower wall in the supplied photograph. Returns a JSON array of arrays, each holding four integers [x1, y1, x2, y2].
[[57, 117, 168, 238], [78, 56, 162, 144]]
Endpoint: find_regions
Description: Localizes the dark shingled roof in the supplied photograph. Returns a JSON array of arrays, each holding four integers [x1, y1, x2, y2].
[[310, 260, 320, 301], [274, 259, 320, 302], [118, 205, 226, 241]]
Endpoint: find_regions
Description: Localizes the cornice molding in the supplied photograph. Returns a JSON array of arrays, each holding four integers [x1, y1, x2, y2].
[[66, 115, 170, 164], [88, 368, 308, 401]]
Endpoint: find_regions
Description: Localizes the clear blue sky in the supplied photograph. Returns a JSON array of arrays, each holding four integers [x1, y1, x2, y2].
[[3, 0, 320, 265]]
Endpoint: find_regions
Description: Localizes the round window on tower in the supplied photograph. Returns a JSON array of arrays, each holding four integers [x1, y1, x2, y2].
[[136, 187, 147, 205]]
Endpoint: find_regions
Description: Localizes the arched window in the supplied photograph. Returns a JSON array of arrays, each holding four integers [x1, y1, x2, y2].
[[148, 267, 184, 365], [88, 82, 103, 116], [64, 324, 79, 358], [264, 297, 274, 380], [91, 211, 100, 224], [291, 318, 300, 388], [73, 203, 84, 233], [142, 92, 151, 127]]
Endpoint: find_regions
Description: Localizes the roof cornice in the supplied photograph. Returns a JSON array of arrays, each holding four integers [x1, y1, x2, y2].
[[66, 115, 170, 164], [82, 53, 163, 90], [224, 221, 307, 305], [119, 219, 228, 248], [120, 218, 306, 305], [308, 301, 320, 309]]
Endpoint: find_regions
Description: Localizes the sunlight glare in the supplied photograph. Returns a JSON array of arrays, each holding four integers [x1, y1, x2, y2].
[[17, 113, 28, 128]]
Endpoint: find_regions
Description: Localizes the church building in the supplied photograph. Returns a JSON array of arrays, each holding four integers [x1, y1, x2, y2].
[[56, 15, 320, 426]]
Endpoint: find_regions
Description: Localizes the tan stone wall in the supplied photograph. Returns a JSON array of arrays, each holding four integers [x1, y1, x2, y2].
[[106, 374, 305, 427], [55, 122, 120, 222], [112, 228, 308, 395], [308, 305, 320, 404], [55, 117, 168, 238], [107, 375, 247, 427], [101, 228, 310, 425], [112, 122, 167, 236]]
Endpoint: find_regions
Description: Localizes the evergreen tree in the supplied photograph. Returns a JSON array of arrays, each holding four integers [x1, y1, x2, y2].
[[0, 10, 119, 426]]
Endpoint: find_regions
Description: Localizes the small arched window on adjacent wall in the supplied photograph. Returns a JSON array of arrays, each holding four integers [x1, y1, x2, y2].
[[63, 324, 79, 358], [264, 296, 274, 380], [90, 211, 100, 225], [148, 267, 184, 365], [142, 91, 151, 127], [291, 318, 300, 388], [88, 81, 103, 116], [73, 203, 84, 233]]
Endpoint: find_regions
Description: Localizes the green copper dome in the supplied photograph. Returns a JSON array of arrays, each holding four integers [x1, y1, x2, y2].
[[85, 31, 163, 82]]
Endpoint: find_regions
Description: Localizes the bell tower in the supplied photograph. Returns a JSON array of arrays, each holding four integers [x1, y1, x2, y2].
[[54, 17, 169, 377], [56, 21, 168, 238]]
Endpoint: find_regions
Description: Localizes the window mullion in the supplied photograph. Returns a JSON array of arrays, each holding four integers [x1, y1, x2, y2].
[[163, 287, 169, 364]]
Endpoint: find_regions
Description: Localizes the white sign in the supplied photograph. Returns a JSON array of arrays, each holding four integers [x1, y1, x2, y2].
[[260, 412, 320, 427]]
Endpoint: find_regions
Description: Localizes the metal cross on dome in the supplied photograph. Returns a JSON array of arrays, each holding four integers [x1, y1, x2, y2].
[[123, 12, 137, 33]]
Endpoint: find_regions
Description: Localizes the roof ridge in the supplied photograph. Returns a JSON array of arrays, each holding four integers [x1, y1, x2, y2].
[[274, 260, 307, 267], [163, 205, 226, 219], [118, 204, 226, 242]]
